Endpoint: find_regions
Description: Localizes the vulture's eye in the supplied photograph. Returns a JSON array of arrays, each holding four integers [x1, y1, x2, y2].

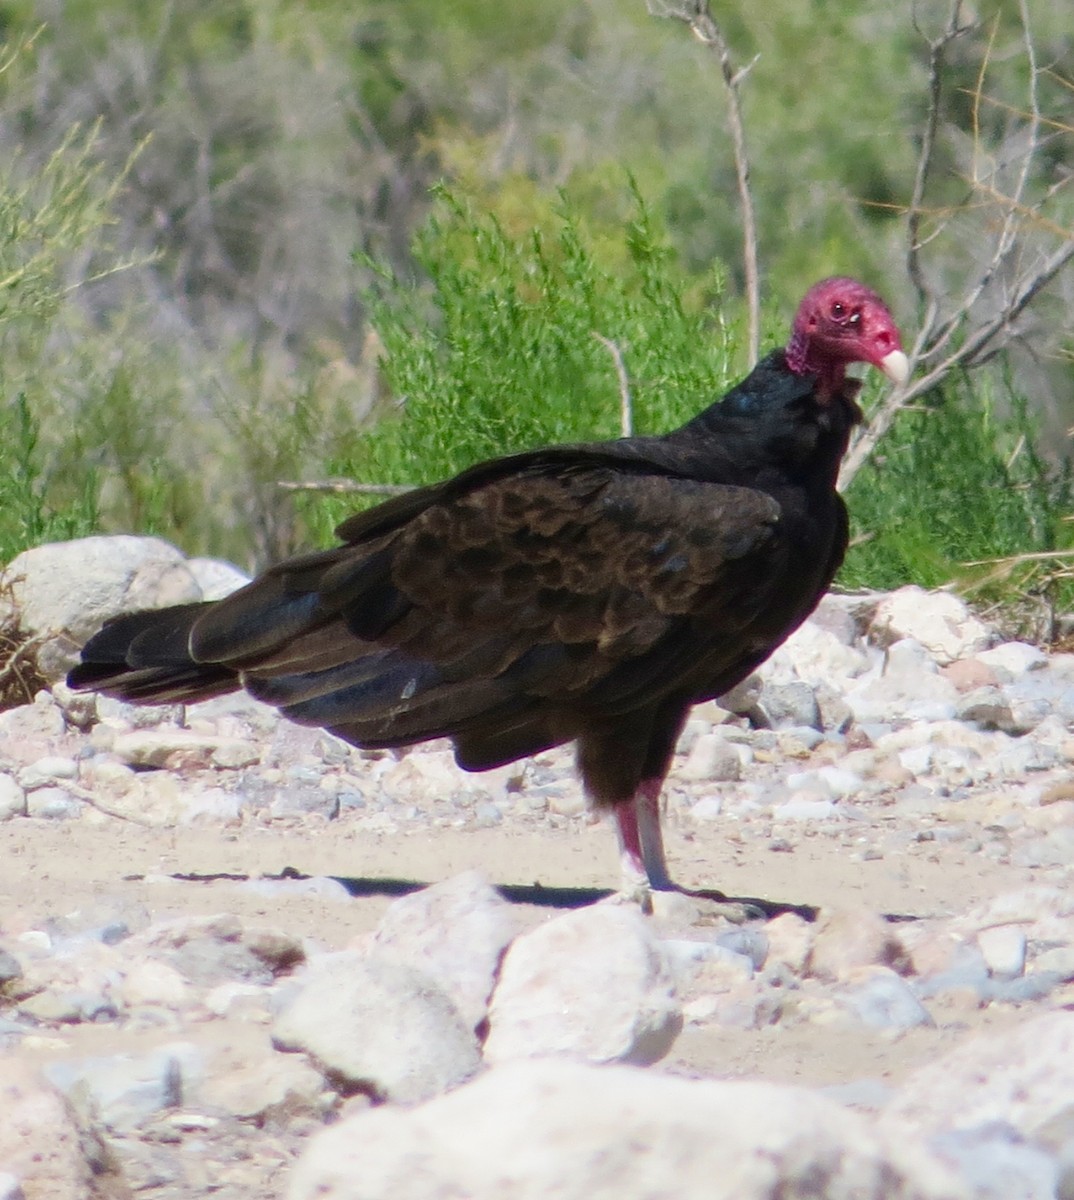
[[831, 301, 845, 318]]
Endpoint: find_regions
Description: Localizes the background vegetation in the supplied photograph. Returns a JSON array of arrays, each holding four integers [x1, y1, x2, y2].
[[0, 0, 1070, 628]]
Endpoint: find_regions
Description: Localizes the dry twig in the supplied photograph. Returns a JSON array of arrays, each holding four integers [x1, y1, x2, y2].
[[278, 480, 414, 496], [0, 627, 49, 710], [592, 332, 634, 436], [839, 0, 1074, 490], [645, 0, 760, 362]]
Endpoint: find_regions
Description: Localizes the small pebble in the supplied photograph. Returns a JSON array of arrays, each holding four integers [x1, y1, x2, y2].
[[0, 573, 1071, 1199]]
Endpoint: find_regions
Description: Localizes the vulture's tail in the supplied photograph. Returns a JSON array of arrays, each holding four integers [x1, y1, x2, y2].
[[67, 602, 240, 705]]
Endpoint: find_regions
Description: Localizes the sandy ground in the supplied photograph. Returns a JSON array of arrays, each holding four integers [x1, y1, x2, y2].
[[0, 809, 1039, 1092]]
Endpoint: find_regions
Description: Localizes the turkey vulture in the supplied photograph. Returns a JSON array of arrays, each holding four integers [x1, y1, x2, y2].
[[69, 276, 908, 892]]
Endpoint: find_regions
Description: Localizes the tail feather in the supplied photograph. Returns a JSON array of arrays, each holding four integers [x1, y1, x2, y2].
[[69, 602, 240, 705]]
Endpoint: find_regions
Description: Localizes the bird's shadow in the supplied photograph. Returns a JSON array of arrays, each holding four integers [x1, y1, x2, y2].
[[162, 866, 824, 921]]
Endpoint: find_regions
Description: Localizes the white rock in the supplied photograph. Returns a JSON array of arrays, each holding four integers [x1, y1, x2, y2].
[[976, 925, 1027, 979], [483, 904, 681, 1067], [757, 680, 821, 729], [16, 756, 78, 789], [765, 912, 814, 975], [835, 966, 934, 1030], [546, 789, 587, 817], [815, 765, 864, 797], [0, 1061, 102, 1200], [953, 887, 1074, 943], [1029, 945, 1074, 981], [806, 908, 910, 982], [667, 941, 755, 993], [689, 796, 724, 821], [110, 728, 256, 769], [977, 641, 1048, 677], [0, 1172, 23, 1200], [955, 686, 1014, 731], [0, 535, 202, 679], [0, 774, 27, 820], [679, 732, 741, 782], [898, 745, 933, 776], [185, 556, 251, 600], [883, 1011, 1074, 1143], [927, 1126, 1058, 1200], [876, 720, 998, 756], [996, 739, 1062, 775], [84, 770, 186, 827], [773, 797, 838, 822], [209, 739, 261, 769], [180, 786, 244, 824], [289, 1059, 968, 1200], [43, 1042, 204, 1131], [200, 1037, 331, 1123], [94, 695, 184, 728], [847, 643, 960, 724], [770, 618, 871, 684], [118, 959, 193, 1009], [0, 692, 66, 747], [372, 872, 519, 1031], [272, 951, 480, 1103], [871, 587, 993, 665]]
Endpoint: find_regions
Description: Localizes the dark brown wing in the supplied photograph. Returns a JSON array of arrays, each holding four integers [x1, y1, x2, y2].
[[186, 467, 784, 762]]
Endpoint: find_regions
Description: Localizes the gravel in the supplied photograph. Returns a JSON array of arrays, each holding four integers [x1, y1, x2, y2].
[[0, 584, 1073, 1197]]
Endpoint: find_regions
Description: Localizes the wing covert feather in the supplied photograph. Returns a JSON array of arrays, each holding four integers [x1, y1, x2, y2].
[[193, 465, 785, 740]]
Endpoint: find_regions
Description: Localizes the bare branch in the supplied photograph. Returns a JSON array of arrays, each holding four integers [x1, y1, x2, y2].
[[962, 548, 1074, 568], [919, 4, 1043, 367], [842, 1, 1074, 489], [646, 0, 760, 361], [840, 232, 1074, 491], [0, 631, 48, 687], [593, 332, 634, 436], [907, 1, 975, 340], [278, 479, 414, 496]]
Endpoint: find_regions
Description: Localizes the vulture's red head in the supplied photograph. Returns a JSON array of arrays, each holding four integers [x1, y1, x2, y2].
[[786, 277, 909, 398]]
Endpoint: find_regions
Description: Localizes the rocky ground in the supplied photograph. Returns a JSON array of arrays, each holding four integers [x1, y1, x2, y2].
[[1, 538, 1074, 1198]]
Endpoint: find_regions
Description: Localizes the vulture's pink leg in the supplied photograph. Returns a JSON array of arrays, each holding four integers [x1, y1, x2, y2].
[[614, 779, 673, 891]]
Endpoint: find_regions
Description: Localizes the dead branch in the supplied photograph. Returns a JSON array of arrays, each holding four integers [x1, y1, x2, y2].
[[906, 1, 975, 326], [278, 480, 414, 496], [592, 332, 634, 436], [646, 0, 760, 362], [840, 0, 1074, 490], [962, 548, 1074, 568], [0, 630, 48, 687]]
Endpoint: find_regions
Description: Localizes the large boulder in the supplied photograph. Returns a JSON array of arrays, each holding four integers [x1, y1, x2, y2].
[[0, 1059, 125, 1200], [372, 871, 520, 1032], [869, 586, 993, 665], [272, 951, 481, 1103], [0, 535, 202, 681], [483, 903, 682, 1067], [288, 1059, 967, 1200]]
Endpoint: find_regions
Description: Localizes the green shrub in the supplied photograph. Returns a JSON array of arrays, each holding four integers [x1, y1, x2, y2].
[[306, 185, 740, 539], [0, 122, 136, 561], [844, 376, 1074, 617], [313, 187, 1072, 632], [0, 393, 99, 561]]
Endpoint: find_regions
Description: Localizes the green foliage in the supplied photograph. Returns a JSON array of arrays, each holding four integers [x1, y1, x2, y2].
[[843, 377, 1074, 610], [308, 187, 737, 537], [0, 122, 132, 561], [0, 121, 134, 330], [0, 393, 98, 560], [0, 0, 1066, 635], [318, 193, 1074, 631]]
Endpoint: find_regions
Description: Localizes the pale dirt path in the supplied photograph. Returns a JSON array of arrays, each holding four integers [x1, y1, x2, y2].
[[0, 810, 1039, 1090]]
